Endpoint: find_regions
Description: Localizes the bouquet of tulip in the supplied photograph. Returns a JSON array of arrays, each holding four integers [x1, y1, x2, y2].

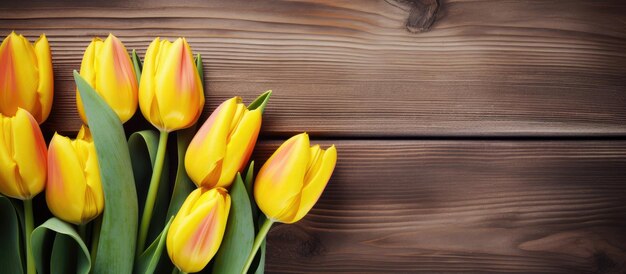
[[0, 32, 337, 274]]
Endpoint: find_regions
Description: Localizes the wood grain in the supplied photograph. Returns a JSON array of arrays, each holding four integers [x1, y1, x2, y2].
[[1, 0, 625, 137], [252, 140, 626, 273]]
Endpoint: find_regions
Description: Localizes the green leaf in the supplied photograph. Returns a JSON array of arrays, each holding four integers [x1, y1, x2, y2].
[[31, 218, 91, 274], [134, 217, 173, 274], [74, 71, 138, 274], [129, 130, 170, 246], [132, 49, 142, 84], [243, 161, 259, 227], [212, 173, 254, 274], [166, 127, 196, 219], [247, 90, 272, 114], [0, 196, 23, 274], [195, 54, 203, 88]]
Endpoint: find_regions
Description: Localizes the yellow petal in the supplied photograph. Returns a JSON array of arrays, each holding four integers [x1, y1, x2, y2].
[[292, 145, 336, 223], [95, 34, 137, 123], [0, 109, 46, 199], [217, 107, 261, 187], [254, 133, 310, 222], [34, 34, 53, 123], [46, 128, 103, 224], [138, 37, 163, 129], [77, 38, 102, 123], [0, 32, 39, 120], [47, 133, 88, 224], [152, 38, 204, 131], [185, 97, 238, 188], [167, 188, 230, 273]]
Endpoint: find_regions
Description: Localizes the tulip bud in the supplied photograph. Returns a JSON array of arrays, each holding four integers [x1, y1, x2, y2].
[[46, 126, 104, 224], [76, 34, 138, 124], [0, 32, 53, 124], [167, 187, 230, 273], [185, 97, 261, 189], [254, 133, 337, 224], [138, 37, 204, 132], [0, 108, 47, 200]]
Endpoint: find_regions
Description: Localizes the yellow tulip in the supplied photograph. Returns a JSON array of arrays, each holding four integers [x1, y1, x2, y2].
[[77, 34, 138, 124], [0, 32, 53, 124], [138, 37, 204, 132], [254, 133, 337, 224], [185, 97, 261, 189], [167, 187, 231, 273], [46, 126, 104, 224], [0, 108, 47, 200]]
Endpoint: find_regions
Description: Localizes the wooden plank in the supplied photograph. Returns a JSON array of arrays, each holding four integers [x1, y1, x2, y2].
[[251, 140, 626, 273], [1, 0, 625, 137]]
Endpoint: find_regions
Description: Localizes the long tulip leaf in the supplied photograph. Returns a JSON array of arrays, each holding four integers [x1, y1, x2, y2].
[[31, 218, 91, 274], [74, 71, 138, 274], [0, 196, 23, 274], [132, 49, 142, 84], [243, 161, 259, 229], [129, 130, 170, 247], [247, 90, 272, 113], [212, 173, 254, 274], [134, 217, 173, 274]]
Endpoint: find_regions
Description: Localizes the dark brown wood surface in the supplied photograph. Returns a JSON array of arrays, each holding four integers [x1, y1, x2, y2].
[[2, 0, 626, 273], [1, 0, 626, 137], [254, 140, 626, 273]]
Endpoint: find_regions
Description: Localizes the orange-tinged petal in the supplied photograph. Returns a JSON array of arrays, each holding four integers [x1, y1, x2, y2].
[[292, 145, 336, 223], [46, 127, 103, 224], [217, 107, 261, 186], [78, 35, 137, 124], [185, 97, 237, 188], [0, 32, 41, 121], [153, 38, 203, 131], [254, 133, 310, 222], [34, 34, 53, 123], [0, 109, 46, 199], [139, 37, 203, 132], [167, 188, 230, 273]]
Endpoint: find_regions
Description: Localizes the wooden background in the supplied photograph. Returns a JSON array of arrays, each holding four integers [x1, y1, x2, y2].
[[2, 0, 626, 273]]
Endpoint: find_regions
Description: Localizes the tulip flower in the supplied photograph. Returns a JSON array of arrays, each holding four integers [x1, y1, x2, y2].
[[242, 133, 337, 274], [47, 126, 104, 225], [0, 108, 47, 200], [0, 32, 53, 124], [76, 34, 138, 124], [185, 96, 262, 189], [138, 37, 204, 132], [167, 187, 231, 273]]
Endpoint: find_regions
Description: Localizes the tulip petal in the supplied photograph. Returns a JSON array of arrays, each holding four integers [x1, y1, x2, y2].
[[95, 34, 137, 123], [0, 33, 38, 120], [218, 107, 261, 186], [292, 145, 337, 223], [254, 133, 310, 222], [153, 38, 203, 131], [77, 38, 102, 123], [0, 109, 46, 199], [34, 34, 53, 123], [47, 133, 88, 224], [167, 188, 230, 273], [138, 37, 163, 129], [185, 98, 237, 188]]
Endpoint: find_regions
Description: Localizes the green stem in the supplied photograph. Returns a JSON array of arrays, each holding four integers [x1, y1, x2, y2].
[[241, 218, 274, 274], [24, 199, 35, 274], [90, 216, 102, 264], [136, 130, 169, 257]]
